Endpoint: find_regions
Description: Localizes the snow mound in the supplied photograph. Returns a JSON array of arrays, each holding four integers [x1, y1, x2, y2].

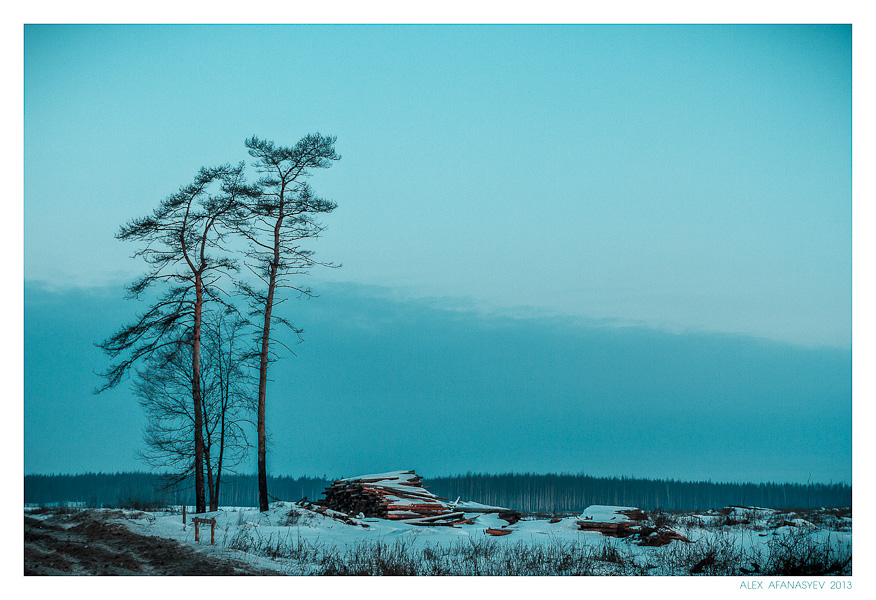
[[579, 505, 642, 522]]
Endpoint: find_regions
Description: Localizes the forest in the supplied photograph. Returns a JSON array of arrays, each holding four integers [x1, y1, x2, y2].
[[24, 471, 851, 512]]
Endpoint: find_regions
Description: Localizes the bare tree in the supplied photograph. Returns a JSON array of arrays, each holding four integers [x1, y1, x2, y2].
[[96, 163, 257, 513], [202, 309, 254, 510], [134, 308, 253, 510], [238, 134, 340, 511]]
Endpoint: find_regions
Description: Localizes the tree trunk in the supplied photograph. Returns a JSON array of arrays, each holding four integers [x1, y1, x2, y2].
[[212, 331, 227, 513], [256, 194, 285, 512], [214, 420, 223, 512], [256, 280, 274, 512], [205, 443, 214, 511], [201, 362, 216, 512], [192, 275, 207, 513], [214, 451, 223, 512], [214, 370, 227, 512]]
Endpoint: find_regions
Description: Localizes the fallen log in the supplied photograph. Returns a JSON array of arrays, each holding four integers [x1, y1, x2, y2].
[[485, 528, 513, 536]]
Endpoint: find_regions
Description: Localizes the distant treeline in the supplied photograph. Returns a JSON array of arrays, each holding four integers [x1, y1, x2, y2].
[[426, 473, 852, 512], [24, 471, 851, 512], [24, 472, 331, 508]]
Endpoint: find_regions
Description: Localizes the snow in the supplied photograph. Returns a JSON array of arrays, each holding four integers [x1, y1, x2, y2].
[[109, 502, 588, 563], [579, 505, 640, 522], [453, 500, 510, 511], [339, 470, 418, 482], [28, 503, 851, 575]]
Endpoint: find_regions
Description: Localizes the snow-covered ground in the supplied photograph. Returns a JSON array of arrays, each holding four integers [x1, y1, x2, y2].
[[26, 502, 850, 575]]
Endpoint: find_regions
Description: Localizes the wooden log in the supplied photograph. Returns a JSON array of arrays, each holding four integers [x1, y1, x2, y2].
[[451, 506, 508, 514], [401, 512, 466, 524], [485, 528, 512, 536]]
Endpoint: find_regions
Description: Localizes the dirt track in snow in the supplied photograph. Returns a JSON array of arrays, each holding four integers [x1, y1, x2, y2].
[[24, 512, 280, 576]]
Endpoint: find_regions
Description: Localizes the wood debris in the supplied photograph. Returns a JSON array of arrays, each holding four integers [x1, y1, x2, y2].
[[576, 505, 689, 546], [637, 528, 691, 546], [498, 510, 522, 525], [615, 508, 647, 521], [295, 500, 369, 527]]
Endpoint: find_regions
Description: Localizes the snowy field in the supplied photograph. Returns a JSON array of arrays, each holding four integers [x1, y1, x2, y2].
[[25, 502, 852, 575]]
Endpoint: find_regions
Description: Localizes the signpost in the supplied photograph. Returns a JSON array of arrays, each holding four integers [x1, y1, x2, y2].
[[191, 516, 216, 545]]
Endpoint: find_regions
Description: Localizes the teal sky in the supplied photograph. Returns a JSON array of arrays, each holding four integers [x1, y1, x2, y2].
[[23, 25, 852, 483], [24, 25, 851, 347]]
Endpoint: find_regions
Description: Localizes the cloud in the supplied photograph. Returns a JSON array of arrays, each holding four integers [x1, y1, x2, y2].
[[24, 280, 851, 483]]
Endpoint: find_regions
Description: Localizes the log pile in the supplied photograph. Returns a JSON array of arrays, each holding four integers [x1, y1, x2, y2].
[[576, 505, 689, 546], [319, 470, 455, 521]]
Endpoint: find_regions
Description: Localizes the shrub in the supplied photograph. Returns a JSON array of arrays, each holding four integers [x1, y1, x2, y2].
[[763, 527, 851, 575]]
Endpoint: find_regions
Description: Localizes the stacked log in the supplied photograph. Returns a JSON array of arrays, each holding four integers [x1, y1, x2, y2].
[[320, 470, 454, 520]]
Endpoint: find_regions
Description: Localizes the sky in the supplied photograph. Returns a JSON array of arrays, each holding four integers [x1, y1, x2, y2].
[[23, 25, 852, 483]]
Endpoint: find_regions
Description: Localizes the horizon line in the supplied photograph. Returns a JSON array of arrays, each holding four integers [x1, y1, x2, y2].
[[23, 469, 852, 488]]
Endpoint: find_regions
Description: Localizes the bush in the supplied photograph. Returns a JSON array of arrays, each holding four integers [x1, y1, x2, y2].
[[763, 527, 851, 575], [649, 509, 678, 529]]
